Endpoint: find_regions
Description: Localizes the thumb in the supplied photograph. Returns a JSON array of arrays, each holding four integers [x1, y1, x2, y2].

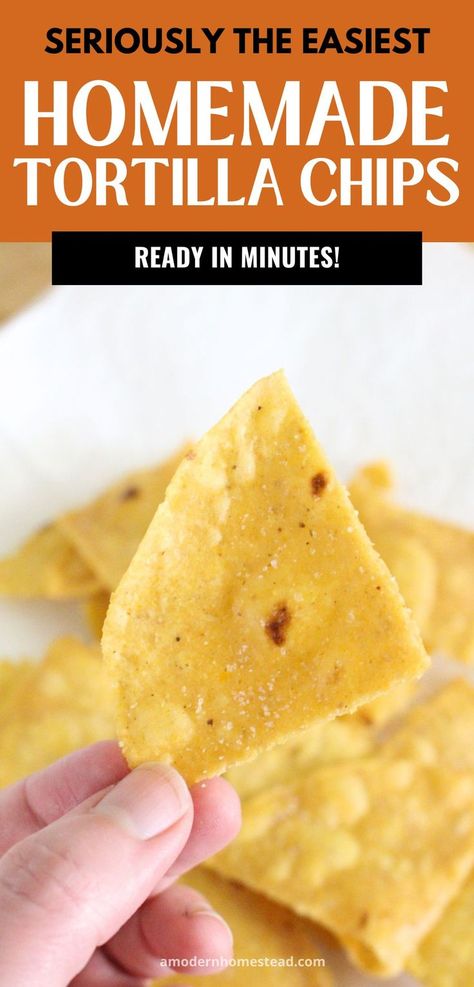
[[0, 763, 193, 987]]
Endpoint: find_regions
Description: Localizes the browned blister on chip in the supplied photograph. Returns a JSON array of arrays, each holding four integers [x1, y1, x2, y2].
[[0, 524, 99, 599], [59, 445, 190, 590], [158, 868, 333, 986], [102, 372, 428, 783], [0, 637, 115, 787], [350, 463, 474, 664], [208, 680, 474, 977]]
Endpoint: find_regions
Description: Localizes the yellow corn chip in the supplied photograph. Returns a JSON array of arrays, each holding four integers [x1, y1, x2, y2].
[[352, 679, 416, 727], [0, 523, 99, 599], [158, 867, 333, 986], [408, 869, 474, 987], [371, 530, 437, 630], [0, 637, 115, 787], [0, 658, 25, 699], [350, 463, 474, 664], [208, 681, 474, 976], [227, 679, 415, 802], [226, 719, 373, 801], [384, 678, 474, 772], [0, 658, 35, 717], [84, 591, 110, 639], [102, 373, 428, 783], [59, 446, 190, 590]]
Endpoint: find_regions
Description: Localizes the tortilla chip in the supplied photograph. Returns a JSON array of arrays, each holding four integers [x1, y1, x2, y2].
[[227, 678, 416, 802], [226, 719, 373, 801], [84, 591, 110, 639], [0, 658, 35, 717], [384, 678, 474, 772], [158, 868, 333, 986], [0, 637, 115, 787], [352, 679, 416, 728], [59, 446, 190, 590], [208, 681, 474, 976], [370, 530, 437, 630], [103, 372, 428, 782], [0, 524, 99, 599], [408, 869, 474, 987], [227, 678, 416, 801], [350, 463, 474, 664]]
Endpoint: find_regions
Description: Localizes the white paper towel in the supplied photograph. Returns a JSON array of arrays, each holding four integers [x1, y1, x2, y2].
[[0, 242, 473, 986]]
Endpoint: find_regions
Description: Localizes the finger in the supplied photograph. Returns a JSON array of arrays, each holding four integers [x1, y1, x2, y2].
[[0, 763, 193, 987], [156, 776, 241, 891], [0, 741, 128, 854], [71, 949, 148, 987], [95, 777, 240, 981], [106, 882, 232, 979]]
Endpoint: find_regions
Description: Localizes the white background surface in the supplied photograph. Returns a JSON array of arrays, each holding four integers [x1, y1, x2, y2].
[[0, 242, 473, 985]]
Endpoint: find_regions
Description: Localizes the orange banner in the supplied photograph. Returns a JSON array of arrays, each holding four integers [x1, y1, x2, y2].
[[0, 1, 472, 240]]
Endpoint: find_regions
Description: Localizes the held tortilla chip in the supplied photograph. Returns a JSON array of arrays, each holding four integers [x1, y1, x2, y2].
[[103, 372, 428, 783], [158, 868, 333, 986], [408, 869, 474, 987], [208, 681, 474, 977], [350, 463, 474, 664], [0, 524, 99, 599], [59, 446, 190, 591], [0, 637, 115, 787]]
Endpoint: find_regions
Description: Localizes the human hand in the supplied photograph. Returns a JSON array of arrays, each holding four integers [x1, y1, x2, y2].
[[0, 741, 241, 986]]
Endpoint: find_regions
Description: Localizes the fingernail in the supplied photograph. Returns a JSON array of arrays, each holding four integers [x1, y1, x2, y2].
[[93, 763, 191, 840], [190, 906, 233, 945]]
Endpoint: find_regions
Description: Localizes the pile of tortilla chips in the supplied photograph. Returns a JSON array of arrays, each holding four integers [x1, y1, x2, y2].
[[0, 371, 473, 987], [0, 637, 115, 787], [350, 462, 474, 665]]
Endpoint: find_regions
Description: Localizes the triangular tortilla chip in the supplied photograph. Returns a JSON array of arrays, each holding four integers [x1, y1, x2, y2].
[[158, 868, 333, 986], [0, 637, 115, 787], [350, 463, 474, 663], [103, 372, 428, 782], [208, 681, 474, 976], [59, 446, 190, 590], [0, 523, 99, 599], [408, 868, 474, 987]]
